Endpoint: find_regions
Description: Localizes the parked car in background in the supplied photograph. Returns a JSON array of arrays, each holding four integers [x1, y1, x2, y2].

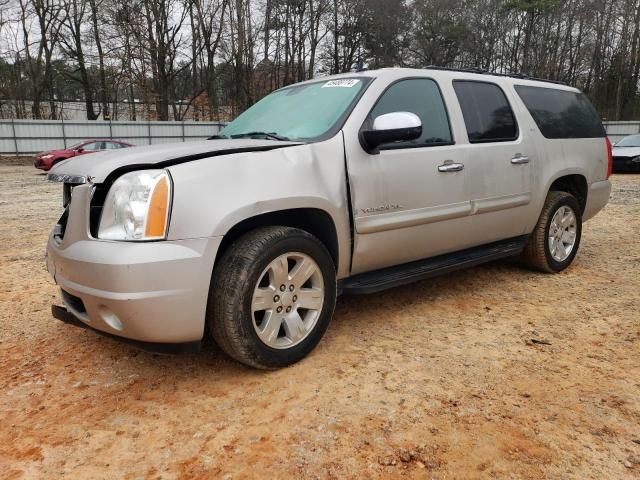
[[46, 67, 611, 369], [34, 140, 133, 172], [612, 134, 640, 172]]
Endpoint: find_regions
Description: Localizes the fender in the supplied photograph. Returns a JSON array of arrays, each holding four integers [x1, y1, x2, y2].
[[166, 134, 353, 278]]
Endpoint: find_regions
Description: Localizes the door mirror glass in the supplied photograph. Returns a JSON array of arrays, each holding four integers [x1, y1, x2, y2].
[[361, 112, 422, 153]]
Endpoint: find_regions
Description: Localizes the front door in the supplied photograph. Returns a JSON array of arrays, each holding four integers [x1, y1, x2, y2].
[[345, 77, 477, 274]]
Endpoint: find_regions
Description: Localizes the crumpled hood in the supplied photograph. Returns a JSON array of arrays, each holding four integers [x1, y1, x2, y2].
[[612, 146, 640, 158], [48, 139, 300, 183]]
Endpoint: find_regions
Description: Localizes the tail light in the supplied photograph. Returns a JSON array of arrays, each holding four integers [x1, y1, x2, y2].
[[605, 137, 613, 178]]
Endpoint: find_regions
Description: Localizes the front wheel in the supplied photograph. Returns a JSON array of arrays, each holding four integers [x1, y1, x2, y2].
[[521, 191, 582, 273], [208, 226, 337, 369]]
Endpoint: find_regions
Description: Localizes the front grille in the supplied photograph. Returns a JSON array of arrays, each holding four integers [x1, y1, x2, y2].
[[89, 184, 109, 237], [61, 289, 86, 314], [63, 183, 74, 207], [53, 207, 69, 241], [53, 182, 81, 242]]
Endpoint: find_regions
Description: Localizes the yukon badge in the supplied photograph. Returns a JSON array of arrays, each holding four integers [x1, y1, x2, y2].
[[360, 204, 402, 214]]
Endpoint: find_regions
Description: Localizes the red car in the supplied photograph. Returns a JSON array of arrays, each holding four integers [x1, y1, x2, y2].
[[34, 139, 133, 171]]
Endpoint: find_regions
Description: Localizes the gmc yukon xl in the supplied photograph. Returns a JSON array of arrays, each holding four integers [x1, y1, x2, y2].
[[46, 67, 612, 368]]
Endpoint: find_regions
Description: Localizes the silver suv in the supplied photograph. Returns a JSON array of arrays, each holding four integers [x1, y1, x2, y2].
[[47, 68, 612, 368]]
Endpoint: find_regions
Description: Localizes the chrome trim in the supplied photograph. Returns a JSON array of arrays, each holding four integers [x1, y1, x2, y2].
[[372, 111, 422, 131], [47, 173, 91, 184], [511, 154, 530, 164], [472, 192, 532, 214], [438, 162, 465, 172], [356, 201, 472, 234]]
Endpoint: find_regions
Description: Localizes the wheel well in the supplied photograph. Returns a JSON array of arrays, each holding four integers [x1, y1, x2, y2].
[[217, 208, 339, 268], [549, 175, 587, 213]]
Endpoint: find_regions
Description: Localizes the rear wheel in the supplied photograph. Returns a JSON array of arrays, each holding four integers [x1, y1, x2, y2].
[[208, 226, 337, 369], [521, 191, 582, 273]]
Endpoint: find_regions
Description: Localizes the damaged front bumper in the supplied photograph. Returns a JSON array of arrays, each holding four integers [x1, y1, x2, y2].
[[46, 183, 222, 351], [51, 304, 202, 354]]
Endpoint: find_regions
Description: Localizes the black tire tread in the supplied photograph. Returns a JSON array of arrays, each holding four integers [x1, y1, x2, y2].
[[208, 226, 335, 369], [521, 191, 579, 273]]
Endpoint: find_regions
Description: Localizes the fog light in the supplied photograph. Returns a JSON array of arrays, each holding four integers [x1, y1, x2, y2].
[[98, 306, 123, 331]]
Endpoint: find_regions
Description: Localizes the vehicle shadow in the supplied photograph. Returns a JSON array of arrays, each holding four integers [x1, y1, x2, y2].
[[68, 257, 531, 382]]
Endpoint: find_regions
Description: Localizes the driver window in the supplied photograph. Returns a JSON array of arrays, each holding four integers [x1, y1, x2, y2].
[[82, 142, 101, 151], [368, 78, 453, 149]]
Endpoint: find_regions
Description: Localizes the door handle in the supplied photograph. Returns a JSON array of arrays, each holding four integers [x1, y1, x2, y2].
[[438, 162, 464, 173], [511, 154, 530, 164]]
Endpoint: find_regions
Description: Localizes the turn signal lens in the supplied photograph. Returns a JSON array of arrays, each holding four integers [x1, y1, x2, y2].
[[145, 175, 170, 237]]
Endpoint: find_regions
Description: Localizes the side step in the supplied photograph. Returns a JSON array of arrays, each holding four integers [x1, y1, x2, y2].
[[340, 236, 528, 295]]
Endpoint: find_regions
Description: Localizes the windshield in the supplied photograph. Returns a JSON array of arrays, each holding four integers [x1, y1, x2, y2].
[[616, 135, 640, 147], [615, 135, 640, 147], [220, 78, 369, 141], [69, 142, 85, 150]]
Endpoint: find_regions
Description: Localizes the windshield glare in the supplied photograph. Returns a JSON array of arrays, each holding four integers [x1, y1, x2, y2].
[[221, 78, 367, 141], [615, 135, 640, 147]]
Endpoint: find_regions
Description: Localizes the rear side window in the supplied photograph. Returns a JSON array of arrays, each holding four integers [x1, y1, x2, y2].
[[514, 85, 605, 139], [368, 78, 453, 149], [453, 81, 518, 143], [82, 142, 102, 151]]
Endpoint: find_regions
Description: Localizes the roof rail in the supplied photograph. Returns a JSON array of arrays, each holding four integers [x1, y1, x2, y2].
[[422, 65, 567, 86]]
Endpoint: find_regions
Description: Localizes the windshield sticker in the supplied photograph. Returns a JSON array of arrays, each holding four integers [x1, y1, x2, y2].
[[322, 79, 360, 88]]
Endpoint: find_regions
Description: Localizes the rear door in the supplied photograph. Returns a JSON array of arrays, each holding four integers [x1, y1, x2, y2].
[[451, 80, 535, 242]]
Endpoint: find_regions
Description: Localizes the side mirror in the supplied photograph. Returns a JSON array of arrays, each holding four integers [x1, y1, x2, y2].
[[77, 148, 84, 153], [360, 112, 422, 154]]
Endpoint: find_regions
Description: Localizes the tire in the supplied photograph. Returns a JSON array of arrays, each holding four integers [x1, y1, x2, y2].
[[207, 226, 337, 369], [521, 191, 582, 273]]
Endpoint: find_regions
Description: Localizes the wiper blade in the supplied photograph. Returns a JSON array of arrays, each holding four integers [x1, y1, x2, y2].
[[230, 131, 290, 141]]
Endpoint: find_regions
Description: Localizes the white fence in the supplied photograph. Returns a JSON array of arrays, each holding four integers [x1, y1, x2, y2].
[[1, 118, 637, 155], [604, 121, 640, 143], [0, 119, 226, 155]]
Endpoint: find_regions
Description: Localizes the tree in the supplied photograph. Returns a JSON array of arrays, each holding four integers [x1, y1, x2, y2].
[[59, 0, 99, 119]]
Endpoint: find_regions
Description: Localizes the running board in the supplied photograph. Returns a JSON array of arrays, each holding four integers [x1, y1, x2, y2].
[[340, 236, 528, 295]]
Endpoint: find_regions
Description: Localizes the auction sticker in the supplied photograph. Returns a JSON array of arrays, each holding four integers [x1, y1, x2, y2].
[[322, 79, 361, 88]]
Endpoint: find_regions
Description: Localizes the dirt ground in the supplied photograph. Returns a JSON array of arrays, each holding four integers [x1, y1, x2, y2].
[[0, 157, 638, 479]]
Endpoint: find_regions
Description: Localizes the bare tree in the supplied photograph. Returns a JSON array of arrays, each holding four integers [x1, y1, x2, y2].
[[129, 0, 190, 120], [193, 0, 227, 119], [18, 0, 64, 118], [59, 0, 99, 119], [2, 0, 640, 121]]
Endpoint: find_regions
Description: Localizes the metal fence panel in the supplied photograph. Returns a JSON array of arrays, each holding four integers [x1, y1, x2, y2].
[[3, 118, 637, 154], [603, 121, 640, 143], [0, 119, 225, 154], [150, 122, 183, 138]]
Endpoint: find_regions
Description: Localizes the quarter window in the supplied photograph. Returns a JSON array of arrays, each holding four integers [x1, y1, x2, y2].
[[514, 85, 605, 139], [453, 81, 518, 143], [367, 78, 453, 149]]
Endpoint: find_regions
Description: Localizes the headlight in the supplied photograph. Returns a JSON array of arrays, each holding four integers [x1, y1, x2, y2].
[[98, 169, 172, 241], [42, 154, 54, 159]]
